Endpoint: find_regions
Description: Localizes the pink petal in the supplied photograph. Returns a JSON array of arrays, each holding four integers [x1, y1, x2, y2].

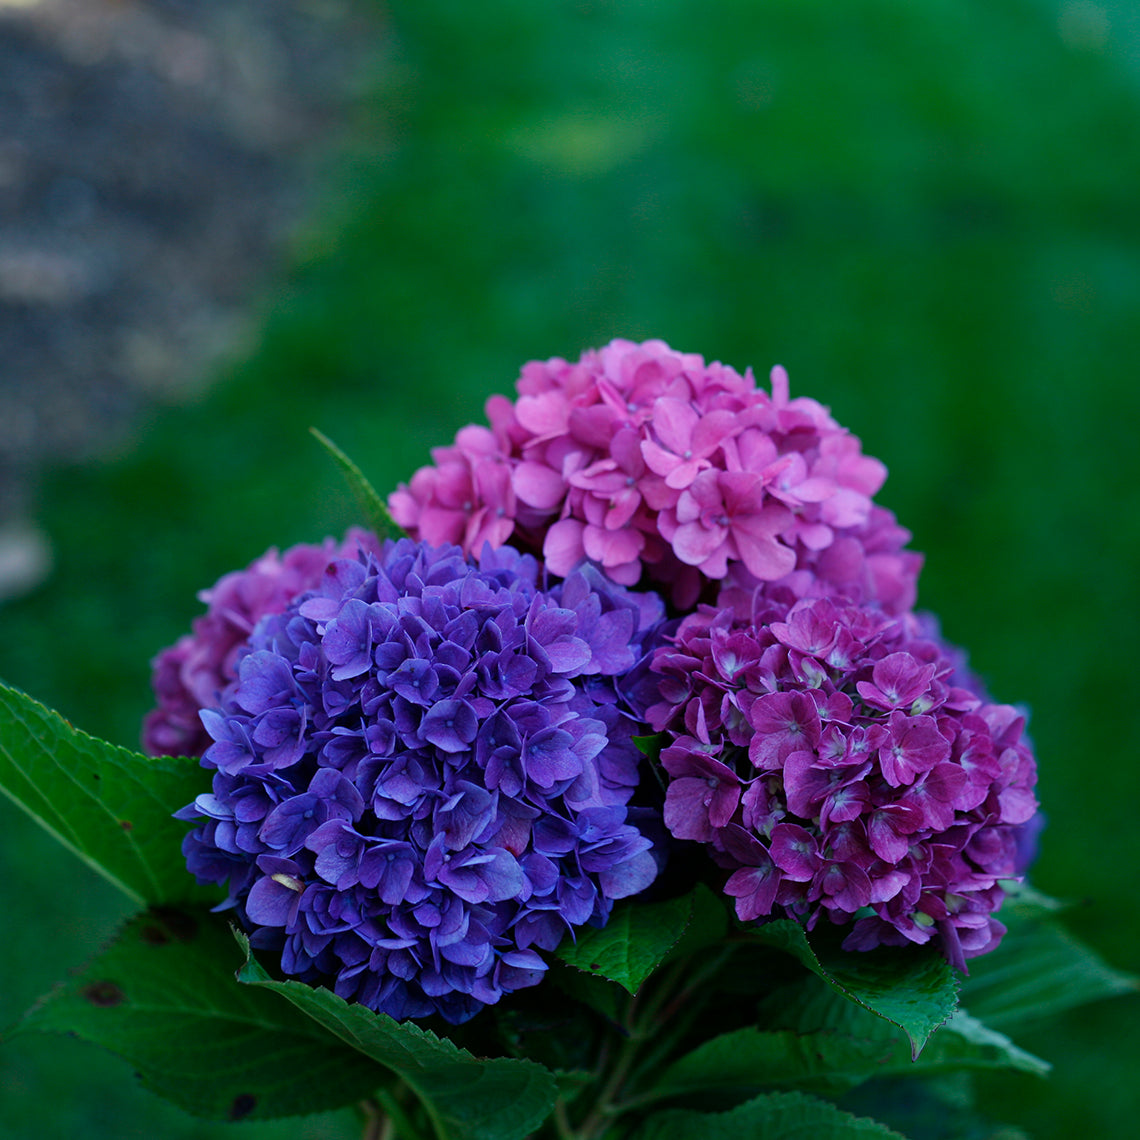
[[672, 520, 727, 567], [515, 391, 570, 437], [543, 518, 586, 575], [820, 487, 871, 528], [513, 462, 567, 510], [582, 524, 644, 568], [641, 438, 685, 479], [604, 487, 641, 530], [418, 505, 467, 546], [649, 397, 699, 452], [690, 408, 738, 455], [733, 530, 797, 581]]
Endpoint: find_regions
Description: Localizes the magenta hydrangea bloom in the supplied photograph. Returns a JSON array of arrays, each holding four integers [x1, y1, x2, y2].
[[176, 539, 666, 1023], [143, 529, 381, 758], [646, 591, 1039, 972], [390, 340, 920, 610]]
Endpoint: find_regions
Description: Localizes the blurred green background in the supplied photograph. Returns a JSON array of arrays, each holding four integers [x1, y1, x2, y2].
[[2, 0, 1139, 1136]]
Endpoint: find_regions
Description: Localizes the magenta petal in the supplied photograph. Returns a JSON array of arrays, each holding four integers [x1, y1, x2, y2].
[[769, 823, 820, 881], [515, 391, 569, 436], [604, 488, 642, 530], [733, 528, 796, 581], [998, 785, 1038, 825], [672, 521, 726, 567], [582, 524, 643, 568], [649, 398, 698, 451], [513, 462, 566, 510], [867, 809, 916, 863], [815, 862, 871, 913], [641, 438, 683, 479], [664, 778, 718, 841], [725, 860, 779, 920], [543, 518, 586, 575]]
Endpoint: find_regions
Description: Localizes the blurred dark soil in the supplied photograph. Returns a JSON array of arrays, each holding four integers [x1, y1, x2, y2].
[[0, 0, 377, 591]]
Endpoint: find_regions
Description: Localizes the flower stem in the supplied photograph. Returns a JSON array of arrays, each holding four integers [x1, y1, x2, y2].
[[573, 1031, 644, 1140], [367, 1084, 429, 1140]]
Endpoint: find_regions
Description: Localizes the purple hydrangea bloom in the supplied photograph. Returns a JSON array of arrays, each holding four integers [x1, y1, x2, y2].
[[144, 529, 381, 758], [647, 591, 1039, 972], [177, 539, 666, 1023]]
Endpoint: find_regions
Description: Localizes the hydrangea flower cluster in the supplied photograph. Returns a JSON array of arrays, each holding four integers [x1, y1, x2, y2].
[[646, 591, 1039, 971], [390, 339, 921, 611], [144, 529, 379, 758], [151, 338, 1041, 1018], [175, 539, 666, 1023]]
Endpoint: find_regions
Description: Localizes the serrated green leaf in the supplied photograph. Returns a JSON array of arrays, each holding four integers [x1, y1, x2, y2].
[[938, 1011, 1050, 1077], [959, 910, 1139, 1030], [656, 1024, 895, 1101], [0, 680, 215, 906], [659, 882, 730, 967], [750, 920, 959, 1059], [633, 1090, 908, 1140], [648, 997, 1046, 1109], [238, 940, 558, 1140], [555, 891, 694, 994], [310, 427, 401, 539], [12, 908, 384, 1121], [548, 960, 627, 1024]]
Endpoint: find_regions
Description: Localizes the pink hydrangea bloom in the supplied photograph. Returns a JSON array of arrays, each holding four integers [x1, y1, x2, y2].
[[390, 340, 919, 609], [647, 591, 1040, 971], [143, 528, 380, 757]]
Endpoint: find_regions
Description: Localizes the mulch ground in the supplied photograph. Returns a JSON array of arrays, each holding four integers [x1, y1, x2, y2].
[[0, 0, 378, 592]]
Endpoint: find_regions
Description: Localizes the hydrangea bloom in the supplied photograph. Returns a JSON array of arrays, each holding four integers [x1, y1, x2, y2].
[[176, 539, 666, 1023], [144, 529, 380, 758], [646, 590, 1039, 971], [390, 339, 921, 610]]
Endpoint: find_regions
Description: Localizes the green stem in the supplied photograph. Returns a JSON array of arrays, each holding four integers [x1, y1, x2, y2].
[[373, 1084, 431, 1140], [574, 1031, 644, 1140], [359, 1099, 384, 1140], [551, 1097, 577, 1140], [592, 945, 741, 1133]]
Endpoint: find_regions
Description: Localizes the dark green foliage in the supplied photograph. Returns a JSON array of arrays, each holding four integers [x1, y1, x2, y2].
[[633, 1089, 910, 1140], [555, 891, 695, 994], [1, 0, 1138, 1136], [748, 921, 959, 1060], [238, 942, 560, 1140], [0, 681, 215, 907], [14, 911, 385, 1121]]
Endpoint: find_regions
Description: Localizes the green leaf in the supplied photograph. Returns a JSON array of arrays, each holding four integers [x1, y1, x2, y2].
[[494, 996, 602, 1082], [632, 734, 665, 762], [655, 1024, 895, 1101], [659, 882, 730, 967], [310, 427, 401, 539], [0, 680, 215, 906], [633, 1090, 908, 1140], [960, 907, 1139, 1030], [238, 939, 558, 1140], [12, 908, 384, 1121], [648, 991, 1046, 1108], [547, 960, 627, 1024], [837, 1072, 1032, 1140], [937, 1011, 1050, 1077], [750, 920, 959, 1059], [555, 891, 695, 994]]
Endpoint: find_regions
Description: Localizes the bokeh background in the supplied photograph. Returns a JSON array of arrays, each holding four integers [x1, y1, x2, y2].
[[2, 0, 1138, 1136]]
